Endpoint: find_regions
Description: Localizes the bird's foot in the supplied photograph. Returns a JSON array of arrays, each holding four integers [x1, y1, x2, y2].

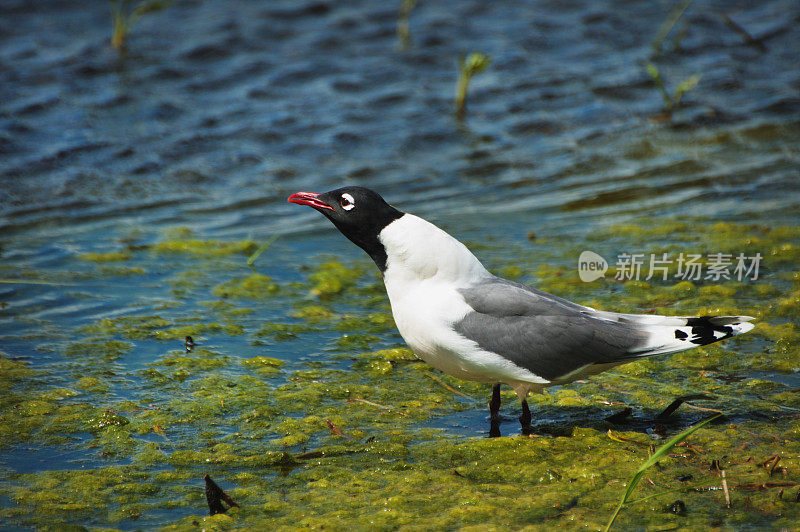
[[489, 418, 501, 438]]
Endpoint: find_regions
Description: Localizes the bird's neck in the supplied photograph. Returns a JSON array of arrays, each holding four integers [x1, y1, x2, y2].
[[378, 214, 490, 286]]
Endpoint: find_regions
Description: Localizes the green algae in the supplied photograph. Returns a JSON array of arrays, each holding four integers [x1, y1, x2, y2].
[[334, 333, 381, 351], [213, 273, 280, 299], [3, 217, 800, 530], [151, 349, 231, 375], [291, 304, 335, 321], [64, 339, 133, 359], [79, 315, 243, 342], [75, 376, 110, 394], [81, 315, 171, 340], [0, 353, 35, 394], [96, 264, 147, 277], [154, 238, 258, 257], [254, 321, 313, 341], [156, 321, 244, 340], [78, 251, 131, 262], [86, 410, 130, 432], [308, 261, 365, 297], [241, 356, 284, 376]]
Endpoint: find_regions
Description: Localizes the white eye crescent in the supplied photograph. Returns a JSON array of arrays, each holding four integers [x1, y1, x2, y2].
[[341, 193, 355, 211]]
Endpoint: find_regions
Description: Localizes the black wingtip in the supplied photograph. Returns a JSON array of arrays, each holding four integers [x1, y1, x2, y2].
[[685, 316, 735, 346]]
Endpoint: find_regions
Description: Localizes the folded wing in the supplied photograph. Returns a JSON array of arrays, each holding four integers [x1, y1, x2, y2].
[[455, 277, 754, 382]]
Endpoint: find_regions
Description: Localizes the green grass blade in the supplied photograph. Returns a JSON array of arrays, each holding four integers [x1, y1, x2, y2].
[[605, 414, 720, 531], [652, 0, 694, 53], [129, 0, 173, 24], [646, 62, 674, 109], [247, 235, 278, 268], [674, 74, 700, 106]]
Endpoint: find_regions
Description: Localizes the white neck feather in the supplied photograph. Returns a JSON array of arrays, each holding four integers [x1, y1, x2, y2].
[[379, 214, 489, 286]]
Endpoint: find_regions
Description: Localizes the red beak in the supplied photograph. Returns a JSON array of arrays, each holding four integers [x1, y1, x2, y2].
[[287, 191, 334, 211]]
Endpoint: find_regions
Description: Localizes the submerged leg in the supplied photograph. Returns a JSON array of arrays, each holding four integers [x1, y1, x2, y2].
[[489, 383, 502, 438], [519, 400, 532, 434]]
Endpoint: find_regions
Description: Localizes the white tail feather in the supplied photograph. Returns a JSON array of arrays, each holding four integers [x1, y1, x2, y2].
[[585, 309, 755, 358]]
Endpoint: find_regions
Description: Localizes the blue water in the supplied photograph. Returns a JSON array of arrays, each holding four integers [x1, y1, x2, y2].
[[1, 0, 799, 528]]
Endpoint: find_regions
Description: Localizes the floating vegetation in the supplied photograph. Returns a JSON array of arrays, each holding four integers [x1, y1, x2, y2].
[[78, 251, 131, 262], [213, 273, 280, 300], [154, 239, 258, 257], [308, 261, 365, 298], [240, 355, 285, 376], [455, 52, 491, 119], [1, 217, 799, 528]]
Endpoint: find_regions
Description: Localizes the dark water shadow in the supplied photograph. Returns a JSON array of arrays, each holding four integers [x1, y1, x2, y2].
[[433, 399, 797, 440]]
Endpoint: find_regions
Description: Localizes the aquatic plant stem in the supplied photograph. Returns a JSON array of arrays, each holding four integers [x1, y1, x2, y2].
[[455, 53, 491, 119], [605, 414, 721, 531], [652, 0, 694, 53], [247, 235, 279, 270], [109, 0, 173, 51], [397, 0, 417, 49]]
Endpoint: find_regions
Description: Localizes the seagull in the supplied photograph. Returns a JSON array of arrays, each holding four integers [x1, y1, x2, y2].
[[288, 186, 755, 434]]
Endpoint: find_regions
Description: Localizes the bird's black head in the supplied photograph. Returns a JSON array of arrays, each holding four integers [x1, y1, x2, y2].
[[288, 186, 404, 272]]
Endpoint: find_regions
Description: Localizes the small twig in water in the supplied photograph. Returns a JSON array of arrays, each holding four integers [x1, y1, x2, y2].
[[758, 455, 786, 477], [606, 430, 649, 447], [326, 419, 355, 440], [722, 469, 731, 508], [295, 450, 325, 460], [347, 398, 409, 417], [680, 402, 724, 415], [426, 372, 473, 399], [152, 424, 168, 440], [721, 13, 767, 52]]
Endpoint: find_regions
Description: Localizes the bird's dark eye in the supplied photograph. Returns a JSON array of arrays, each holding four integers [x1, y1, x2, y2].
[[340, 193, 355, 211]]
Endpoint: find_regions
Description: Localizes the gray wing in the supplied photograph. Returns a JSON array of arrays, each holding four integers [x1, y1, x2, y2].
[[455, 277, 650, 381]]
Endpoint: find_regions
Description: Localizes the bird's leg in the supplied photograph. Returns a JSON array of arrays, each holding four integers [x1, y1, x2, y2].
[[519, 400, 532, 435], [489, 383, 502, 420], [488, 383, 502, 437]]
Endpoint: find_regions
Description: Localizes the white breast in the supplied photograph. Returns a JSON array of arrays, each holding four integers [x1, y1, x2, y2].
[[378, 214, 549, 386]]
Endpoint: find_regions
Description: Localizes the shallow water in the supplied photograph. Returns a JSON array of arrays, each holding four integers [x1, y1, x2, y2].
[[1, 0, 800, 529]]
